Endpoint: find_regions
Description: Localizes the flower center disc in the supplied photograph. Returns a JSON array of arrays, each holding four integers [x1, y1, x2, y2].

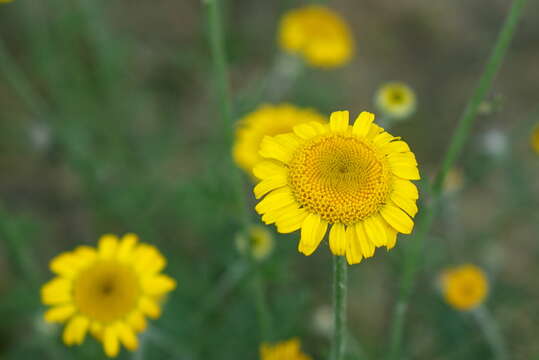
[[74, 261, 140, 323], [288, 134, 391, 224]]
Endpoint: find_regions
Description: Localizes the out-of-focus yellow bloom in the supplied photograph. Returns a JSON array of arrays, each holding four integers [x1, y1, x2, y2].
[[278, 5, 354, 68], [253, 110, 420, 264], [441, 264, 488, 311], [443, 168, 464, 194], [0, 0, 13, 3], [260, 338, 311, 360], [41, 234, 176, 357], [375, 82, 417, 120], [233, 104, 326, 177], [235, 225, 274, 261], [531, 124, 539, 155]]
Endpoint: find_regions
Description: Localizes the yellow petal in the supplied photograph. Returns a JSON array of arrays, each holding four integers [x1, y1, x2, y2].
[[127, 311, 147, 332], [352, 111, 375, 137], [116, 322, 138, 351], [253, 161, 287, 180], [255, 188, 296, 214], [50, 253, 78, 278], [380, 204, 414, 234], [329, 223, 346, 256], [142, 275, 177, 296], [62, 316, 89, 346], [373, 132, 397, 147], [103, 326, 120, 358], [275, 208, 308, 233], [393, 178, 419, 199], [41, 278, 72, 305], [298, 213, 328, 256], [388, 152, 418, 166], [385, 225, 398, 250], [363, 215, 388, 247], [117, 234, 139, 261], [391, 192, 418, 217], [253, 174, 288, 199], [330, 111, 349, 132], [355, 223, 375, 258], [259, 136, 294, 163], [262, 203, 298, 225], [390, 163, 420, 180], [133, 245, 166, 275], [345, 225, 362, 264], [99, 234, 119, 259], [44, 305, 76, 323], [139, 297, 161, 319], [293, 123, 318, 139], [380, 140, 411, 154]]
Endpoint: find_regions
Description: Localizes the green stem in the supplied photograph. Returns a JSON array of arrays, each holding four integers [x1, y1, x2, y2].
[[387, 0, 528, 359], [204, 0, 233, 145], [472, 306, 508, 360], [332, 256, 348, 360], [253, 268, 272, 341]]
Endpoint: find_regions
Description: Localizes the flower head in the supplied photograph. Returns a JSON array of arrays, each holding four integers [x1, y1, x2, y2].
[[375, 82, 417, 120], [233, 104, 326, 176], [440, 264, 488, 311], [260, 338, 311, 360], [41, 234, 176, 357], [253, 111, 420, 264], [235, 225, 274, 261], [278, 5, 354, 68], [531, 124, 539, 155]]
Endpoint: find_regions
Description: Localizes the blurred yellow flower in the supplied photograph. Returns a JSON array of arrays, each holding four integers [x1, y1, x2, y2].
[[253, 110, 420, 264], [0, 0, 13, 3], [441, 264, 488, 311], [278, 5, 354, 68], [41, 234, 176, 358], [531, 124, 539, 154], [235, 225, 274, 261], [260, 338, 311, 360], [375, 82, 417, 120], [443, 167, 464, 194], [233, 104, 326, 176]]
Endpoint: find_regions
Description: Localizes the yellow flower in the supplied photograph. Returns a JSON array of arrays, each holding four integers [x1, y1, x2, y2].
[[441, 264, 488, 311], [235, 225, 274, 261], [442, 167, 464, 194], [375, 82, 417, 120], [260, 338, 311, 360], [41, 234, 176, 357], [233, 104, 326, 176], [0, 0, 13, 3], [253, 111, 420, 264], [278, 5, 354, 68], [531, 124, 539, 154]]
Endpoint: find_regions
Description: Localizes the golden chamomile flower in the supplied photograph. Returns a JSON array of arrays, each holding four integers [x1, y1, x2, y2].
[[278, 5, 354, 68], [260, 338, 312, 360], [233, 104, 326, 176], [441, 264, 488, 311], [375, 82, 417, 120], [235, 225, 274, 261], [253, 110, 420, 265], [531, 124, 539, 155], [41, 234, 176, 358]]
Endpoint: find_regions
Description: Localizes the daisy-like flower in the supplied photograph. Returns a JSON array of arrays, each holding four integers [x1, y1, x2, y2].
[[260, 338, 311, 360], [235, 225, 274, 261], [440, 264, 489, 311], [41, 234, 176, 357], [375, 82, 417, 120], [531, 124, 539, 155], [253, 111, 420, 264], [233, 104, 326, 176], [278, 5, 354, 68]]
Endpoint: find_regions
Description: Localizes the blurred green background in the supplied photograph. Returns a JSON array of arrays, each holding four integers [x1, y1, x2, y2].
[[1, 0, 538, 359]]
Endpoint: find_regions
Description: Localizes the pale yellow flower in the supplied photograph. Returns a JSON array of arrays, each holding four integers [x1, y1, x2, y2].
[[441, 264, 488, 311], [260, 338, 311, 360], [375, 82, 417, 120], [278, 5, 354, 68], [41, 234, 176, 357], [531, 124, 539, 155], [235, 225, 274, 261]]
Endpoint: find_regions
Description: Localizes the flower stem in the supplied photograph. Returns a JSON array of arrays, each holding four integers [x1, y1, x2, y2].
[[332, 256, 348, 360], [472, 306, 509, 360], [387, 0, 528, 359]]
